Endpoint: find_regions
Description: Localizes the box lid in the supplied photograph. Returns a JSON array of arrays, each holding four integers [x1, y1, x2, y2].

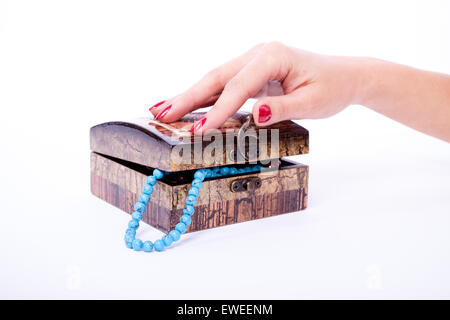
[[90, 111, 308, 172]]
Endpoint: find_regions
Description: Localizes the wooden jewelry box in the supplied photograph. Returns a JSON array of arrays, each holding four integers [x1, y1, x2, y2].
[[90, 112, 309, 233]]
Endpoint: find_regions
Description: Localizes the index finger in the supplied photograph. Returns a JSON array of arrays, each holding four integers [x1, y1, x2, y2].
[[191, 53, 278, 133]]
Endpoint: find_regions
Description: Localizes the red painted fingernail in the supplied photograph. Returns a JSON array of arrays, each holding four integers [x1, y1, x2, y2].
[[155, 104, 171, 120], [189, 116, 207, 133], [149, 100, 166, 111], [258, 104, 272, 123]]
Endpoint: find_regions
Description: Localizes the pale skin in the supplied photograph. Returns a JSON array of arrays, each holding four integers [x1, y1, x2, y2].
[[150, 42, 450, 142]]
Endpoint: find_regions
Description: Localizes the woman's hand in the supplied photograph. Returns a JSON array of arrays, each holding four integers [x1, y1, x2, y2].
[[149, 42, 366, 133], [149, 42, 450, 142]]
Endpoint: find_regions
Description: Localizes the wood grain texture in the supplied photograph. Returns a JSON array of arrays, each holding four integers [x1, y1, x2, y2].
[[90, 152, 172, 232], [90, 112, 309, 172], [171, 165, 308, 209], [171, 188, 307, 232], [90, 152, 308, 233]]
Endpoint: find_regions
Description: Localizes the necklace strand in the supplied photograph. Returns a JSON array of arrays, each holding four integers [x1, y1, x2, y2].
[[124, 164, 262, 252]]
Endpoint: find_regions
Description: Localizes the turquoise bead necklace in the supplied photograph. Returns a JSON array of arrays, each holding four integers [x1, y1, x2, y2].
[[124, 164, 262, 252]]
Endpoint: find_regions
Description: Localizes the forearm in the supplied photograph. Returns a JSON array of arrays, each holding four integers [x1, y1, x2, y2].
[[358, 58, 450, 142]]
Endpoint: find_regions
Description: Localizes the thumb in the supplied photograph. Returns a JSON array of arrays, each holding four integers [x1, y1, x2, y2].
[[252, 89, 314, 126]]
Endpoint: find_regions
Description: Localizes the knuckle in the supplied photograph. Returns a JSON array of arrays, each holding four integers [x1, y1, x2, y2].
[[251, 42, 266, 52], [182, 90, 198, 106], [224, 77, 243, 91], [225, 77, 252, 98], [263, 41, 285, 53], [277, 101, 290, 120], [204, 69, 225, 87], [259, 42, 287, 73]]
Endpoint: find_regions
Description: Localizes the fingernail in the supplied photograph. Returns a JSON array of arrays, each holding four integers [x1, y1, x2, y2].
[[189, 116, 207, 133], [258, 104, 272, 123], [149, 100, 166, 111], [155, 104, 171, 120]]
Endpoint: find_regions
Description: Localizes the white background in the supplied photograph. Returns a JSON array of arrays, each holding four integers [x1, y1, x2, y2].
[[0, 0, 449, 299]]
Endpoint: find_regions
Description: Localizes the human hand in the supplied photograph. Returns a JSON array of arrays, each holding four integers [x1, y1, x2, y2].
[[149, 42, 368, 133]]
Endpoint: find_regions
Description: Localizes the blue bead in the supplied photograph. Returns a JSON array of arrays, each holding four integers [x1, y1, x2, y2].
[[186, 195, 197, 206], [125, 228, 136, 236], [237, 168, 245, 173], [143, 241, 154, 252], [128, 219, 139, 228], [205, 170, 212, 178], [183, 205, 195, 216], [162, 235, 173, 246], [154, 239, 164, 251], [124, 233, 135, 243], [153, 169, 164, 179], [125, 240, 133, 249], [132, 238, 143, 251], [188, 187, 199, 197], [146, 176, 157, 186], [139, 194, 150, 204], [169, 230, 181, 242], [142, 184, 153, 195], [220, 167, 230, 175], [180, 214, 192, 226], [175, 222, 187, 234], [131, 211, 143, 221], [134, 202, 146, 213], [194, 170, 206, 181], [229, 167, 238, 175], [192, 179, 202, 188], [212, 167, 220, 174]]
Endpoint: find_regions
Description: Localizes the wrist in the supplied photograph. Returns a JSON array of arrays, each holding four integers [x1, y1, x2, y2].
[[351, 57, 385, 107]]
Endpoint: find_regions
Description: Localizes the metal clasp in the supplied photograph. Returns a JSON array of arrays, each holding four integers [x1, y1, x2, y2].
[[230, 177, 262, 192], [233, 114, 258, 162]]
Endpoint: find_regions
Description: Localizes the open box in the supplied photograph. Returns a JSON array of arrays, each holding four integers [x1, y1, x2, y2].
[[90, 112, 309, 233]]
